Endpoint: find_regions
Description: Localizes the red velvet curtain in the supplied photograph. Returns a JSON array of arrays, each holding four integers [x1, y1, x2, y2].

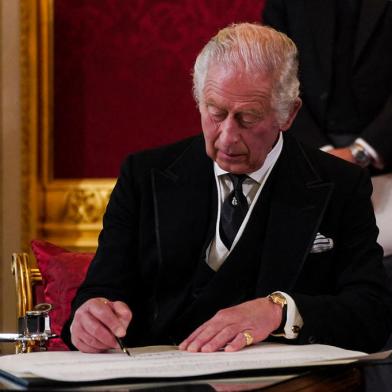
[[53, 0, 265, 178]]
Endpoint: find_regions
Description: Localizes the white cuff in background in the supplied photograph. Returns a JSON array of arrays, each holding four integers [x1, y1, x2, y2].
[[277, 291, 304, 339], [320, 144, 334, 152]]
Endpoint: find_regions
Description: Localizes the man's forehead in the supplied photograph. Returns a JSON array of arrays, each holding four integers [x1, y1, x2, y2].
[[205, 62, 272, 86], [203, 66, 273, 107], [206, 63, 271, 82]]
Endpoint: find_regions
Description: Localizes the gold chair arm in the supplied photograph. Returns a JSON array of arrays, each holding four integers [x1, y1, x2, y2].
[[11, 253, 42, 318]]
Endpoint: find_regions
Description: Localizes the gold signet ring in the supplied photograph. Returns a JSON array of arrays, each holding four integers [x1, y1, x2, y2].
[[243, 331, 254, 346]]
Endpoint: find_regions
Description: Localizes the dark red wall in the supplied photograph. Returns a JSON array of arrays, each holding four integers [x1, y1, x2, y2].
[[53, 0, 265, 178]]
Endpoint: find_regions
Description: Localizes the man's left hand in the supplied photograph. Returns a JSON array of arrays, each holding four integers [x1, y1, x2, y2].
[[178, 297, 282, 352], [327, 148, 356, 164]]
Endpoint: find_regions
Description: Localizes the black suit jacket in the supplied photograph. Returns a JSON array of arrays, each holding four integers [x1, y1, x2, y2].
[[263, 0, 392, 169], [63, 133, 392, 352]]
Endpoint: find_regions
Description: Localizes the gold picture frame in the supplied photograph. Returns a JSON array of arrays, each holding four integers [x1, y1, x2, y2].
[[20, 0, 115, 252]]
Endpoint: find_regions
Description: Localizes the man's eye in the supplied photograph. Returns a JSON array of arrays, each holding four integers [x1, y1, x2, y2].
[[207, 106, 226, 120], [212, 114, 226, 121], [240, 115, 260, 127]]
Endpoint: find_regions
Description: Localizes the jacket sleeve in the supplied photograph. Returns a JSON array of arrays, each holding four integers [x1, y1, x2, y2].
[[61, 155, 141, 347], [291, 170, 392, 353]]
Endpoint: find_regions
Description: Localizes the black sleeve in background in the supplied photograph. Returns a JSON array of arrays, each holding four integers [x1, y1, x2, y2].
[[263, 0, 392, 169], [262, 0, 332, 149], [262, 0, 288, 32], [360, 94, 392, 170]]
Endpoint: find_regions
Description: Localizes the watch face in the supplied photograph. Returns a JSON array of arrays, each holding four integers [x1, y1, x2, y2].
[[351, 145, 371, 167], [270, 293, 287, 307], [355, 150, 367, 163]]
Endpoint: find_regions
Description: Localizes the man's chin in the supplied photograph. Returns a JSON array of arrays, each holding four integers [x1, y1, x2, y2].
[[216, 160, 250, 174]]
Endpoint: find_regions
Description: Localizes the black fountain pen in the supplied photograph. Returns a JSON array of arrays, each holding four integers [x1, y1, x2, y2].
[[115, 336, 131, 357]]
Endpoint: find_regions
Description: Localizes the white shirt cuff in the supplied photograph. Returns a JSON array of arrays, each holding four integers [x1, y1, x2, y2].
[[320, 145, 334, 152], [276, 291, 304, 339]]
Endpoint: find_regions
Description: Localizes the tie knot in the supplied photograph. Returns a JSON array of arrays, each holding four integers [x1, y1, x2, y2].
[[228, 174, 247, 190]]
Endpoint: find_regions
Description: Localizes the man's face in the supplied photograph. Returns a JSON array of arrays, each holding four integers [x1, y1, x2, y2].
[[200, 65, 297, 174]]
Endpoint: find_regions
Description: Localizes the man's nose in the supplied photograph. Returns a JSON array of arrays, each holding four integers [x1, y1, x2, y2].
[[219, 117, 240, 145]]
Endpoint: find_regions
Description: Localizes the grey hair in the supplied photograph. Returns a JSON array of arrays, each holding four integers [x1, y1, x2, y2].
[[193, 23, 300, 126]]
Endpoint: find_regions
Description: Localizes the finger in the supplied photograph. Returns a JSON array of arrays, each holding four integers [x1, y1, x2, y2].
[[110, 301, 132, 332], [180, 309, 234, 351], [87, 299, 127, 337], [71, 318, 110, 352], [74, 309, 118, 349], [179, 324, 213, 351], [225, 330, 254, 352], [184, 324, 224, 352], [199, 325, 239, 353], [179, 323, 208, 350], [72, 335, 106, 353]]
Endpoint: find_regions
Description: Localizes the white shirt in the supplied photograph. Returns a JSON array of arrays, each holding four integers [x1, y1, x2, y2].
[[206, 132, 303, 339]]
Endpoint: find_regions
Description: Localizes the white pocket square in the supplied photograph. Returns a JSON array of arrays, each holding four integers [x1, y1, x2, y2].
[[310, 232, 334, 253]]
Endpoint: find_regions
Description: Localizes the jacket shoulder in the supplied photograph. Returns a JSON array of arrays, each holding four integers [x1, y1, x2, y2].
[[285, 135, 371, 195], [118, 134, 204, 176]]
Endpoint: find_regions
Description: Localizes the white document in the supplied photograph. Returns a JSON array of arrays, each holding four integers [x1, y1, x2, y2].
[[0, 343, 369, 382]]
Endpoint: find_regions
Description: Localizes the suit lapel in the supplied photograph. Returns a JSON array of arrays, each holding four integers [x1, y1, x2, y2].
[[354, 0, 388, 66], [151, 135, 216, 278], [305, 0, 335, 85], [255, 136, 334, 296]]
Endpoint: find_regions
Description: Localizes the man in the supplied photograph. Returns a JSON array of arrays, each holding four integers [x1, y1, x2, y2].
[[62, 23, 392, 354], [262, 0, 392, 171]]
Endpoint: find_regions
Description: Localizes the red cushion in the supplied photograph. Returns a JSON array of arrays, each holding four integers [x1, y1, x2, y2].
[[31, 240, 93, 349]]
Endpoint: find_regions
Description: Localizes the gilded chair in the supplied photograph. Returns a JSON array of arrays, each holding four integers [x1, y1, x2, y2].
[[11, 252, 43, 319], [10, 241, 94, 352], [10, 253, 46, 352]]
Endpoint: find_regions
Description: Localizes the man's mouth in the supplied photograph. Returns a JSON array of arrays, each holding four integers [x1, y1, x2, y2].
[[217, 150, 245, 161]]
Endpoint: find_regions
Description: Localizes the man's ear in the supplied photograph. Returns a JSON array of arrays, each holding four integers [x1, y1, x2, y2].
[[280, 98, 302, 131]]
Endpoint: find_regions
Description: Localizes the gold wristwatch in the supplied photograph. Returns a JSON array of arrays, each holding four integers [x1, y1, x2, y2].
[[268, 292, 288, 337]]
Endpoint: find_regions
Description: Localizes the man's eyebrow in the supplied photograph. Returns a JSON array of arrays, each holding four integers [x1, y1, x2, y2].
[[240, 108, 264, 115], [205, 99, 220, 107], [205, 101, 261, 111]]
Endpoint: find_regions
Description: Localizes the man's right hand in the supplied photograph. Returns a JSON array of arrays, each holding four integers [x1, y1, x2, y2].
[[70, 298, 132, 353]]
